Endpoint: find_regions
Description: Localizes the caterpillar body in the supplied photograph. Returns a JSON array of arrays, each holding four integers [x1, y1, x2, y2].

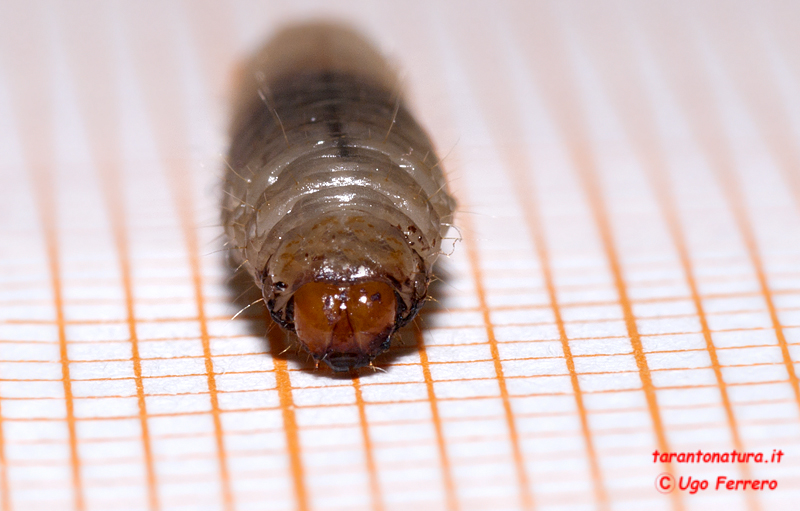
[[223, 24, 455, 372]]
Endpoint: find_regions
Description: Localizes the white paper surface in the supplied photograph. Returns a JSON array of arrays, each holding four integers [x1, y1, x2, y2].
[[1, 1, 799, 510]]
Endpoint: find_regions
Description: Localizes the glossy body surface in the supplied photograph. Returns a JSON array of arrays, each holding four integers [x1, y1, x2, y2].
[[222, 24, 455, 371]]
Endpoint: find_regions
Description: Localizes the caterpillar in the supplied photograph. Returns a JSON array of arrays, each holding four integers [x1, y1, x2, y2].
[[222, 23, 456, 372]]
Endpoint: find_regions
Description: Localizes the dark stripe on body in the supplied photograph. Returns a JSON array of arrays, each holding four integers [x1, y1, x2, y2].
[[320, 72, 353, 157]]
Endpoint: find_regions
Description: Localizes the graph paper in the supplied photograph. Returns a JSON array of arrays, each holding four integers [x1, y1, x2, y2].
[[1, 0, 799, 510]]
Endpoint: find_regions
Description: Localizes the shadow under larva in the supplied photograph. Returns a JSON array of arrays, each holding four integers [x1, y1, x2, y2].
[[222, 22, 456, 373]]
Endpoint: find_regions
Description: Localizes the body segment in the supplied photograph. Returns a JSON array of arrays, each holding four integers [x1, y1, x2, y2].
[[223, 24, 455, 371]]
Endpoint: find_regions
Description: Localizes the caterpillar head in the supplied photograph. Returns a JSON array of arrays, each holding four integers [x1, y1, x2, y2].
[[291, 281, 398, 371], [261, 213, 429, 372]]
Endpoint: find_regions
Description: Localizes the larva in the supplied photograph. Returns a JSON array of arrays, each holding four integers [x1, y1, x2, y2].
[[223, 23, 455, 372]]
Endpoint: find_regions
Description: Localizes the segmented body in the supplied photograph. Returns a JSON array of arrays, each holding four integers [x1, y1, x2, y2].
[[222, 24, 455, 369]]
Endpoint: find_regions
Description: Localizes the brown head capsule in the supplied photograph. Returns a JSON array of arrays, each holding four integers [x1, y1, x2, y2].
[[222, 23, 455, 372]]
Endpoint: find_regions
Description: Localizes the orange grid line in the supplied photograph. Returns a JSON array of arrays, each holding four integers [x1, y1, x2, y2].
[[3, 417, 798, 473], [60, 7, 162, 501], [9, 296, 800, 327], [560, 4, 762, 508], [3, 434, 800, 482], [549, 133, 679, 481], [268, 327, 309, 511], [711, 152, 800, 424], [504, 4, 686, 510], [705, 145, 800, 408], [2, 354, 799, 393], [6, 258, 800, 297], [2, 378, 799, 453], [698, 1, 800, 251], [7, 316, 800, 351], [444, 8, 612, 504], [182, 183, 234, 511], [4, 428, 797, 476], [5, 336, 799, 400], [3, 331, 799, 365], [8, 280, 800, 326], [6, 244, 798, 274], [642, 87, 760, 511], [444, 10, 612, 501], [38, 84, 85, 511], [120, 3, 236, 507], [415, 322, 459, 511], [506, 145, 611, 510], [635, 0, 800, 420], [98, 140, 161, 511], [2, 2, 800, 510], [352, 374, 384, 511], [0, 390, 6, 511], [5, 390, 797, 448], [0, 400, 6, 511], [462, 214, 535, 510], [0, 9, 86, 509]]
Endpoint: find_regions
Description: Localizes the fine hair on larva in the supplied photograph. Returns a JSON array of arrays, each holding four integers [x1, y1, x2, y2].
[[222, 22, 456, 372]]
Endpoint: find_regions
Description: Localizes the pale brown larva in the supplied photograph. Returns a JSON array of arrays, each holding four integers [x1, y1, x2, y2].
[[222, 23, 455, 372]]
